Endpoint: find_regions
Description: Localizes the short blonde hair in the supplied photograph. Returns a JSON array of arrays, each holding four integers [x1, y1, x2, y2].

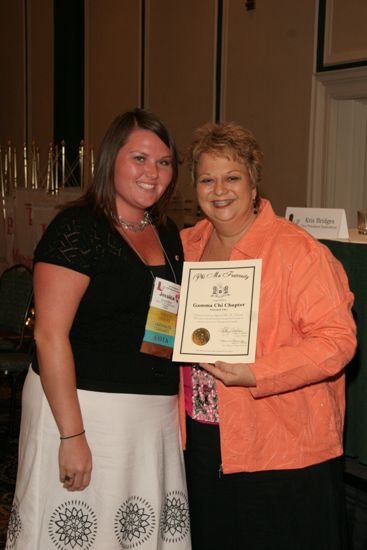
[[187, 122, 263, 189]]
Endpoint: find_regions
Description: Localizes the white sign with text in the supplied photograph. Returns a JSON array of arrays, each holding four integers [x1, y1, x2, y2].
[[285, 207, 349, 239]]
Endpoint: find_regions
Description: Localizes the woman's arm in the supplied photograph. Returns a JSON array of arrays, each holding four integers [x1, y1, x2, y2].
[[200, 247, 357, 396], [248, 249, 356, 398], [33, 261, 91, 491]]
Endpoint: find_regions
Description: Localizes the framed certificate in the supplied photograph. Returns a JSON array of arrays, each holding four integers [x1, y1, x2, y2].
[[173, 260, 262, 363]]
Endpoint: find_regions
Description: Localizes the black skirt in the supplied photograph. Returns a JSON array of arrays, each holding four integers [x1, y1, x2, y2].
[[184, 415, 349, 550]]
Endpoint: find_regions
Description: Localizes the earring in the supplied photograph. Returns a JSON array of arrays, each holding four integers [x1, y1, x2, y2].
[[252, 198, 258, 215]]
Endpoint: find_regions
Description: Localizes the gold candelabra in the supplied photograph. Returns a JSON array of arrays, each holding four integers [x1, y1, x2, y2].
[[0, 139, 95, 195]]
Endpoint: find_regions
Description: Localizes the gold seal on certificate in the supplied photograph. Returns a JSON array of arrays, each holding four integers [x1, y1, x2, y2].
[[192, 328, 210, 346], [173, 260, 262, 363]]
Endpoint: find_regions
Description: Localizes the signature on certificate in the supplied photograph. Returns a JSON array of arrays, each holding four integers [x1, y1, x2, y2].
[[221, 326, 244, 335]]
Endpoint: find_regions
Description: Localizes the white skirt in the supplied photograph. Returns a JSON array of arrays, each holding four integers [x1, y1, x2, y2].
[[6, 368, 191, 550]]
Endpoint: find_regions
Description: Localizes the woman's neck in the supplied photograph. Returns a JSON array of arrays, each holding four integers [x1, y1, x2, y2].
[[214, 211, 256, 244], [202, 213, 256, 261]]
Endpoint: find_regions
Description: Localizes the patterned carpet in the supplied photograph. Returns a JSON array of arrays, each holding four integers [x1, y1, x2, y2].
[[0, 380, 21, 550]]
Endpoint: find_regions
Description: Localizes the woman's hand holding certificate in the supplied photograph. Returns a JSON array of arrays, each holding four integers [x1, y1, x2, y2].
[[199, 361, 256, 387]]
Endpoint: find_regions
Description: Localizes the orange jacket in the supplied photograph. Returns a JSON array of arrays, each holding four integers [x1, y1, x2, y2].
[[179, 199, 357, 473]]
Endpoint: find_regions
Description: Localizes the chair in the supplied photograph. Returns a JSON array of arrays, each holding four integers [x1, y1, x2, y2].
[[0, 264, 34, 434], [0, 264, 34, 350]]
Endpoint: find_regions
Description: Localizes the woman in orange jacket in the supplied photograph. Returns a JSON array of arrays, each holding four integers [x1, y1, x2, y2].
[[180, 121, 356, 550]]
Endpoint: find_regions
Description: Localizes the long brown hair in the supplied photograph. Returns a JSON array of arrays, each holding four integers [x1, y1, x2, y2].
[[69, 108, 179, 226]]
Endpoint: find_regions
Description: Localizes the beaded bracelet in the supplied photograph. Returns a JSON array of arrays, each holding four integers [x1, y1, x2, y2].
[[60, 429, 85, 440]]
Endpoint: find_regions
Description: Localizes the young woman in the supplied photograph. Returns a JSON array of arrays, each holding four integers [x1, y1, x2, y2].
[[7, 109, 191, 550]]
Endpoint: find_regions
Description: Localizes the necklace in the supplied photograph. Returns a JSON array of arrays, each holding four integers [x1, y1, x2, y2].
[[116, 211, 150, 232]]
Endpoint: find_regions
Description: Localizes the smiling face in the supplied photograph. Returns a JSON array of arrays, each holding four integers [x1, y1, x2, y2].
[[196, 152, 257, 233], [113, 128, 173, 220]]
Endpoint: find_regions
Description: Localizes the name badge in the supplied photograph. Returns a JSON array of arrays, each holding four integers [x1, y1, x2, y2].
[[140, 277, 181, 359]]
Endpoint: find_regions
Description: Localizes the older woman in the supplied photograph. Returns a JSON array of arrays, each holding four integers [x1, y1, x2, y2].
[[7, 109, 191, 549], [180, 122, 356, 550]]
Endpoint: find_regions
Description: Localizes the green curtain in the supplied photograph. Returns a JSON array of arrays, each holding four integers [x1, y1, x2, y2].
[[321, 240, 367, 465]]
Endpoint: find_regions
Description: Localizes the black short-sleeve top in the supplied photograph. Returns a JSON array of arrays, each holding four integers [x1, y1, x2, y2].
[[32, 206, 184, 395]]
